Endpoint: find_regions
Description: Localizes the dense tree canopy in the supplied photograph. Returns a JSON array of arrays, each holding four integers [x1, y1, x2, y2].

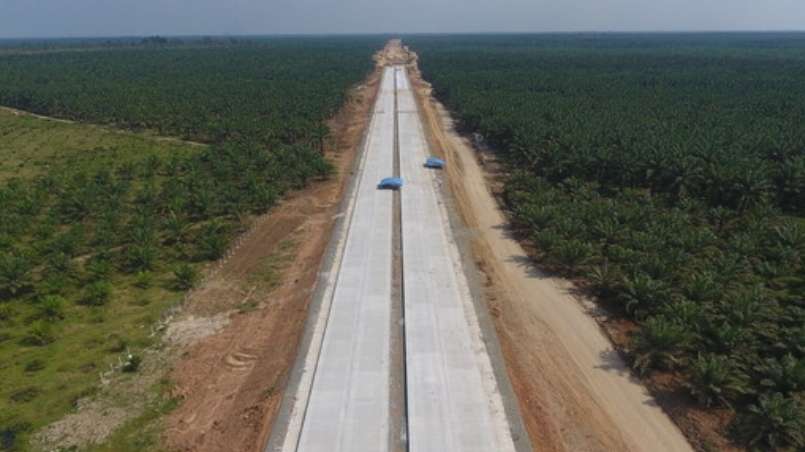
[[410, 33, 805, 450]]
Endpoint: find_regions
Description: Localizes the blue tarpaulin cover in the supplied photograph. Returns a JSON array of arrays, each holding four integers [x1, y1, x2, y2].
[[425, 157, 445, 169], [378, 177, 403, 189]]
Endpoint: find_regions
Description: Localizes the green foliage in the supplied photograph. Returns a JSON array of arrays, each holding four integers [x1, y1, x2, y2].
[[80, 281, 112, 306], [121, 353, 142, 373], [23, 359, 45, 373], [36, 295, 66, 321], [410, 33, 805, 449], [632, 316, 694, 375], [686, 354, 750, 407], [733, 393, 805, 450], [133, 271, 153, 289], [195, 222, 229, 261], [0, 251, 33, 298], [0, 304, 13, 322], [21, 321, 55, 346], [0, 37, 377, 451], [757, 354, 805, 394], [172, 264, 199, 291], [0, 38, 379, 150]]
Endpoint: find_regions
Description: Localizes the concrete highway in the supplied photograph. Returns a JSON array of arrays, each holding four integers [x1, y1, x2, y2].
[[397, 67, 516, 452], [272, 65, 518, 452]]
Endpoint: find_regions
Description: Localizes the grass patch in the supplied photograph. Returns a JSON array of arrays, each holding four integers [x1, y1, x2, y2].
[[0, 109, 199, 182], [249, 238, 297, 291], [84, 380, 179, 452]]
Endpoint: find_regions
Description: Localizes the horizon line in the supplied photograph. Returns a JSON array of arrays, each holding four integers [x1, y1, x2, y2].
[[3, 29, 805, 41]]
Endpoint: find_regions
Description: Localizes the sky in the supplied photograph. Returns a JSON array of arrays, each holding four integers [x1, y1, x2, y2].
[[2, 0, 805, 39]]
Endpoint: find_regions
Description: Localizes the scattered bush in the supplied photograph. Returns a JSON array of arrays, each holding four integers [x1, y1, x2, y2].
[[121, 353, 142, 373], [196, 223, 228, 261], [172, 264, 198, 291], [134, 271, 153, 289], [23, 359, 45, 373], [20, 322, 54, 346], [36, 295, 65, 321], [0, 304, 14, 322], [79, 281, 112, 306], [0, 252, 33, 298], [8, 387, 40, 403]]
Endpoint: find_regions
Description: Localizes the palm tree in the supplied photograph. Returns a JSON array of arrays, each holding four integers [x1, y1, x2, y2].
[[686, 353, 749, 407], [756, 354, 805, 394], [733, 393, 805, 449], [632, 316, 694, 375]]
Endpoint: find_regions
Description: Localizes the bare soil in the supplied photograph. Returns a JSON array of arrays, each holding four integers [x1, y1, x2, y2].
[[161, 66, 382, 451], [405, 50, 696, 452]]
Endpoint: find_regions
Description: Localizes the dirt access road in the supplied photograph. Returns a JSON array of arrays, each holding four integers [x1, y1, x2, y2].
[[405, 46, 695, 451]]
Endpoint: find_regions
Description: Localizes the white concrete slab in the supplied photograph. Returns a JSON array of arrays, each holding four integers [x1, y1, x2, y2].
[[295, 66, 396, 452], [397, 66, 517, 452]]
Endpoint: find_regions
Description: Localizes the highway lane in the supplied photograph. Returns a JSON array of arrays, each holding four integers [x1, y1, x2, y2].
[[278, 64, 518, 452], [397, 67, 517, 452], [295, 66, 396, 452]]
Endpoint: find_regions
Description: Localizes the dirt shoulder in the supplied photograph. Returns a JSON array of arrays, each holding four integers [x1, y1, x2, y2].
[[160, 67, 382, 451], [405, 51, 695, 452]]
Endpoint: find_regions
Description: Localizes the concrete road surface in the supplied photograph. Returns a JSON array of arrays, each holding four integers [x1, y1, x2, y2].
[[397, 67, 516, 452], [272, 65, 518, 452], [295, 66, 396, 452]]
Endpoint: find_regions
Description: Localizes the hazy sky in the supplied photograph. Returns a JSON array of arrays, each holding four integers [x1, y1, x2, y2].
[[2, 0, 805, 38]]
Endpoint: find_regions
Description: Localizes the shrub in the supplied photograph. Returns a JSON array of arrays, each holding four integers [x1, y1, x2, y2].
[[122, 353, 142, 373], [196, 224, 228, 261], [0, 251, 33, 297], [173, 264, 199, 290], [0, 304, 14, 322], [21, 322, 55, 346], [36, 295, 66, 321], [79, 281, 112, 306], [125, 243, 157, 272], [24, 359, 45, 373], [134, 271, 153, 289], [8, 386, 40, 403], [85, 257, 112, 281]]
